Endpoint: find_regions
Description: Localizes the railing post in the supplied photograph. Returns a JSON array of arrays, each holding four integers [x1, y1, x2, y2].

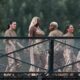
[[48, 39, 54, 75]]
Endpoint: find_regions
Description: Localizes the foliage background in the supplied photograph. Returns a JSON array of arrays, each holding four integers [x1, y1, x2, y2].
[[0, 0, 80, 36]]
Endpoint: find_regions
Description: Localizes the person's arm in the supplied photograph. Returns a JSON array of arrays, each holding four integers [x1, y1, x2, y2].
[[3, 30, 17, 51], [9, 40, 16, 49], [48, 31, 56, 37], [14, 40, 27, 53], [16, 42, 24, 48], [48, 32, 52, 37], [4, 30, 14, 46], [28, 27, 36, 43], [29, 27, 36, 37]]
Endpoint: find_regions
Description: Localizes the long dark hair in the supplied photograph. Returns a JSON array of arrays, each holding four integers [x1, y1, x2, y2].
[[64, 24, 72, 34], [7, 21, 15, 29]]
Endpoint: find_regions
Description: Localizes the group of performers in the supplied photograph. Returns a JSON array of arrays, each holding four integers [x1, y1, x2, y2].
[[3, 16, 80, 73]]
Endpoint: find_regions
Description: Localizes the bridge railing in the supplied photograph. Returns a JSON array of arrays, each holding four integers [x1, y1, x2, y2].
[[0, 37, 80, 76]]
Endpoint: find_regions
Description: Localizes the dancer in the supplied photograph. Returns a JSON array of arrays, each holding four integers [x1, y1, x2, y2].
[[28, 16, 46, 72], [4, 21, 24, 72]]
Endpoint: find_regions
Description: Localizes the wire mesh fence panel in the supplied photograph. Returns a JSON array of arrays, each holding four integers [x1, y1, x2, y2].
[[53, 39, 80, 72], [28, 39, 49, 73], [0, 37, 80, 76], [0, 38, 49, 73]]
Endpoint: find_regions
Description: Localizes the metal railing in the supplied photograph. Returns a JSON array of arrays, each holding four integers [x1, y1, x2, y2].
[[0, 37, 80, 78]]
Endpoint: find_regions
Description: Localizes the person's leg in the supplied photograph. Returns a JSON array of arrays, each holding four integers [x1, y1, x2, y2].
[[34, 54, 40, 72], [5, 47, 16, 72], [40, 53, 47, 72], [63, 48, 72, 72], [29, 47, 35, 72], [45, 53, 49, 69], [15, 52, 21, 70]]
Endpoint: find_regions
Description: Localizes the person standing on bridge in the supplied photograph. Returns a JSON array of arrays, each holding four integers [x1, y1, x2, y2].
[[63, 24, 77, 72], [46, 21, 64, 72], [28, 16, 46, 73], [4, 21, 24, 72]]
